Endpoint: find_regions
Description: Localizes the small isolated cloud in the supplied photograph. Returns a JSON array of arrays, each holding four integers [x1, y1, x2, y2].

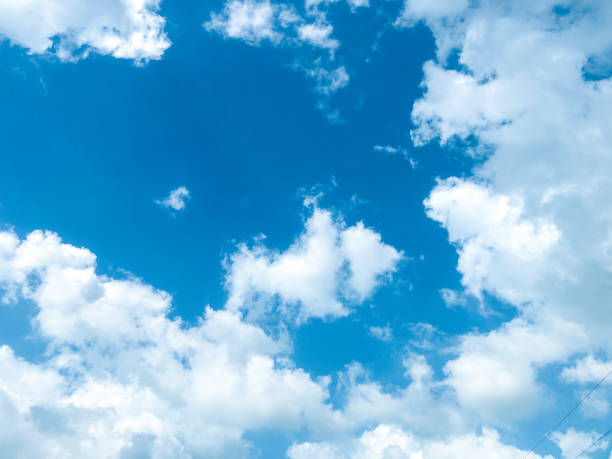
[[304, 64, 349, 96], [373, 145, 417, 168], [369, 324, 393, 342], [561, 355, 612, 386], [155, 186, 190, 211], [296, 22, 339, 52]]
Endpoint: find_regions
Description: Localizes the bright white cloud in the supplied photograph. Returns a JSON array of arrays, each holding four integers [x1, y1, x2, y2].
[[425, 178, 560, 304], [297, 22, 338, 51], [562, 355, 612, 385], [0, 227, 339, 457], [401, 0, 612, 427], [156, 186, 190, 211], [0, 0, 170, 62], [0, 220, 562, 457], [289, 424, 551, 459], [551, 428, 608, 459], [445, 313, 588, 422], [205, 0, 338, 52], [304, 64, 349, 95], [205, 0, 289, 45], [225, 203, 402, 322]]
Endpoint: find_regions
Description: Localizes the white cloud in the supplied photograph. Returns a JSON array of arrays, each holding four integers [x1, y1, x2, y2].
[[297, 22, 339, 51], [156, 186, 190, 211], [289, 424, 551, 459], [304, 64, 349, 95], [369, 324, 392, 342], [551, 428, 608, 459], [205, 0, 289, 45], [402, 0, 612, 426], [0, 218, 564, 458], [562, 355, 612, 385], [0, 227, 339, 457], [425, 178, 560, 304], [225, 203, 402, 322], [346, 0, 369, 10], [444, 313, 588, 422], [373, 145, 402, 155], [0, 0, 170, 62]]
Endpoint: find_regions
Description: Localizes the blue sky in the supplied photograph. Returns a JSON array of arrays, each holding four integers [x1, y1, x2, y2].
[[0, 0, 612, 458]]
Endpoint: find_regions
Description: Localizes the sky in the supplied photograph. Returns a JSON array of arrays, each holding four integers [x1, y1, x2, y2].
[[0, 0, 611, 458]]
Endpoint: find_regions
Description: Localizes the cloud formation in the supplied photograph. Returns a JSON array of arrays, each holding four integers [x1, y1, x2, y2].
[[225, 203, 402, 322], [204, 0, 365, 116], [0, 0, 170, 62], [156, 186, 190, 211], [402, 0, 612, 429]]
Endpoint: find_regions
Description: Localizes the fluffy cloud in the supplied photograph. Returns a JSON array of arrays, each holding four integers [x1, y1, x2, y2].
[[562, 355, 612, 386], [392, 0, 612, 442], [445, 313, 588, 422], [155, 186, 190, 211], [289, 424, 551, 459], [205, 0, 297, 45], [0, 0, 170, 62], [205, 0, 338, 52], [0, 227, 342, 457], [225, 203, 402, 322], [551, 428, 608, 459], [204, 0, 358, 115], [0, 218, 564, 457], [425, 178, 560, 304]]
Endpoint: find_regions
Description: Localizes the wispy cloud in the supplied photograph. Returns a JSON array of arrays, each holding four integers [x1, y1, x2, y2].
[[155, 186, 190, 211]]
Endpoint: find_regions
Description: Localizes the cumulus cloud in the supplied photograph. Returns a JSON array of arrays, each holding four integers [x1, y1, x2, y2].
[[551, 428, 609, 459], [0, 219, 559, 457], [205, 0, 295, 45], [0, 0, 170, 62], [155, 186, 190, 211], [205, 0, 338, 52], [425, 178, 560, 304], [288, 424, 551, 459], [400, 0, 612, 426], [225, 203, 402, 322], [0, 227, 341, 457], [296, 22, 339, 51], [562, 355, 612, 386]]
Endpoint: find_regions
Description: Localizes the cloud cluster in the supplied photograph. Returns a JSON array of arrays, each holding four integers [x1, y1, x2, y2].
[[401, 0, 612, 429], [289, 425, 550, 459], [155, 186, 190, 212], [205, 0, 365, 110], [0, 205, 549, 457], [0, 0, 170, 62], [0, 226, 338, 457], [225, 204, 402, 322]]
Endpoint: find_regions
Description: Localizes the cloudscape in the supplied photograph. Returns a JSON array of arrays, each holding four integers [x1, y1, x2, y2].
[[1, 0, 612, 457]]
